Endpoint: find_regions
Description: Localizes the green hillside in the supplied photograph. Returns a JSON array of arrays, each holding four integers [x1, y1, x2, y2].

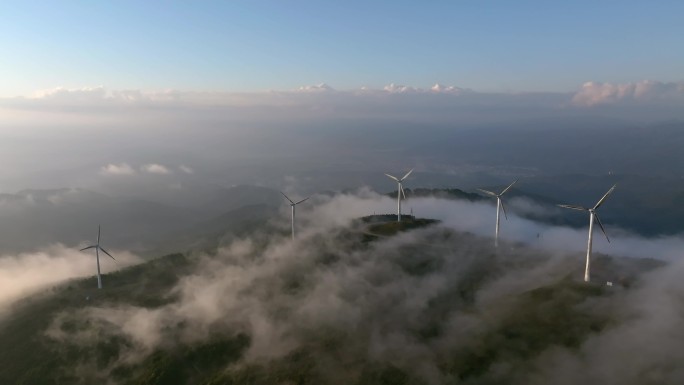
[[0, 217, 664, 385], [387, 188, 484, 202]]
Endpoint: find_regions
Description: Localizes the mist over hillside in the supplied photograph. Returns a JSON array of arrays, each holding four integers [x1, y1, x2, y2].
[[0, 191, 681, 384]]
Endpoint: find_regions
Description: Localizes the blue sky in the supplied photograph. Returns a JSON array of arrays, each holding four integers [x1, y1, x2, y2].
[[1, 1, 682, 96]]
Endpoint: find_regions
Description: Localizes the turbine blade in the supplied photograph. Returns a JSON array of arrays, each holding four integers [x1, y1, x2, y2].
[[500, 199, 508, 220], [385, 173, 399, 182], [400, 168, 414, 181], [80, 245, 96, 251], [477, 188, 498, 197], [97, 225, 101, 244], [99, 247, 116, 260], [400, 184, 406, 200], [280, 191, 294, 205], [294, 196, 310, 205], [557, 204, 589, 211], [499, 179, 518, 196], [594, 214, 610, 243], [594, 184, 617, 210]]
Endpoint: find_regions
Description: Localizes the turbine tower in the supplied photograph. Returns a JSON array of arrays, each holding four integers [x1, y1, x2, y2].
[[385, 169, 413, 222], [478, 180, 517, 248], [80, 225, 115, 289], [558, 184, 616, 282], [281, 192, 310, 240]]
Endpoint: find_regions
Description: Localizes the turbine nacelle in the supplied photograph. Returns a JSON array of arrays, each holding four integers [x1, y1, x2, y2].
[[281, 191, 310, 240], [386, 169, 414, 222], [385, 168, 413, 183], [80, 225, 115, 289], [557, 184, 617, 282], [477, 180, 517, 221], [79, 225, 116, 260], [385, 169, 413, 199], [281, 192, 310, 206], [477, 180, 517, 247], [557, 184, 616, 243]]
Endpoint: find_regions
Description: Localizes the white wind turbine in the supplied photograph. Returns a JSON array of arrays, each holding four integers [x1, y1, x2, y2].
[[281, 192, 310, 240], [80, 225, 115, 289], [385, 169, 413, 222], [558, 184, 616, 282], [478, 180, 517, 248]]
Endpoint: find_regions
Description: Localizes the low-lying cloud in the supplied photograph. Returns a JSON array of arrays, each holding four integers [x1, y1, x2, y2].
[[43, 190, 684, 384], [101, 162, 177, 176], [572, 80, 684, 106], [140, 163, 171, 175], [178, 165, 194, 174], [3, 80, 684, 125], [300, 191, 684, 261], [0, 244, 142, 313], [100, 163, 136, 176]]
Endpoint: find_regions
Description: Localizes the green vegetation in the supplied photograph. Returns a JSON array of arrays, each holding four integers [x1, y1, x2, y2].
[[0, 253, 194, 385], [387, 188, 484, 202], [446, 278, 610, 381], [366, 218, 440, 237], [356, 215, 440, 243], [0, 217, 660, 385], [116, 335, 250, 385]]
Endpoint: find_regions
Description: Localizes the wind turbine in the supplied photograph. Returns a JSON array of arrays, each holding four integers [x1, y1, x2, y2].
[[478, 180, 517, 248], [385, 169, 413, 222], [80, 225, 115, 289], [558, 184, 616, 282], [281, 192, 310, 240]]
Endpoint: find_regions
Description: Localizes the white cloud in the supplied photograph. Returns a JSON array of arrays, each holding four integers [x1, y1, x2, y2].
[[430, 83, 463, 93], [141, 164, 171, 175], [2, 80, 683, 124], [29, 86, 178, 103], [100, 163, 175, 176], [100, 163, 136, 176], [300, 191, 684, 261], [381, 83, 464, 94], [7, 81, 683, 110], [572, 80, 684, 106], [383, 83, 418, 93], [297, 83, 335, 92], [32, 86, 108, 100], [179, 165, 194, 174]]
